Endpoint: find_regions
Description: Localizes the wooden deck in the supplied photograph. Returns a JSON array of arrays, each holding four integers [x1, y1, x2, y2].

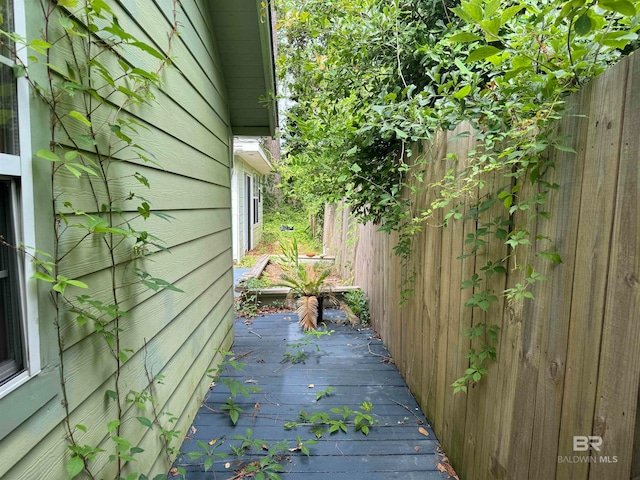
[[172, 310, 453, 479]]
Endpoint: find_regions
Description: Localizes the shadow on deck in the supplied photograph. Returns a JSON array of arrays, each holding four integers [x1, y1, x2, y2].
[[171, 310, 452, 479]]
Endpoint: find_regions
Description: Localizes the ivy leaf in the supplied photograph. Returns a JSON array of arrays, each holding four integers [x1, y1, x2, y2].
[[66, 456, 84, 479], [467, 46, 501, 63], [574, 13, 592, 36]]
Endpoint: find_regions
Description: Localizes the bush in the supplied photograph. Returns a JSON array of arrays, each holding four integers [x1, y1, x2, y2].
[[343, 289, 370, 326]]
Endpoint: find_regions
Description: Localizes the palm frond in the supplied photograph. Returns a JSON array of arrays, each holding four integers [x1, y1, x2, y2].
[[296, 295, 318, 331]]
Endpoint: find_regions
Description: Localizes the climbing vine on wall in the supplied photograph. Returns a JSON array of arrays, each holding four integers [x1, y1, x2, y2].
[[2, 0, 183, 477], [276, 0, 640, 390]]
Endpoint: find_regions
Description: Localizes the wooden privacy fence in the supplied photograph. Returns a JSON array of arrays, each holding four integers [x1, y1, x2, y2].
[[324, 53, 640, 480]]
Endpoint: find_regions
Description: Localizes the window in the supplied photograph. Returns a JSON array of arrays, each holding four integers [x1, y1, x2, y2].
[[0, 0, 40, 397]]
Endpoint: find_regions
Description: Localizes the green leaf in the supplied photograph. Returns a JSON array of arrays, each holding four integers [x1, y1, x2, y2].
[[350, 163, 361, 173], [463, 2, 483, 22], [137, 416, 153, 428], [599, 0, 636, 15], [601, 31, 638, 48], [130, 41, 166, 61], [58, 0, 78, 7], [69, 110, 92, 127], [67, 163, 98, 177], [29, 38, 52, 54], [485, 0, 501, 16], [574, 13, 592, 36], [36, 149, 61, 162], [480, 18, 502, 39], [33, 271, 56, 283], [107, 419, 120, 433], [66, 456, 84, 479], [66, 279, 88, 289], [64, 150, 79, 161], [501, 5, 523, 23], [447, 32, 482, 43], [229, 409, 239, 424], [64, 164, 82, 178], [539, 251, 563, 263], [454, 85, 472, 99], [555, 144, 576, 153], [204, 457, 214, 472], [467, 46, 502, 63], [511, 55, 532, 70]]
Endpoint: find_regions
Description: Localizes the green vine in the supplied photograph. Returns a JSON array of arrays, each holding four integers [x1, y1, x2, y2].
[[2, 0, 186, 477]]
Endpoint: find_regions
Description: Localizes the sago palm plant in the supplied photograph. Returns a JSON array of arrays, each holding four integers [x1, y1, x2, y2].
[[277, 238, 332, 330]]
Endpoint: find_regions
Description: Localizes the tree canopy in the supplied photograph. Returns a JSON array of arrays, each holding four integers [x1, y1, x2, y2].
[[275, 0, 639, 234]]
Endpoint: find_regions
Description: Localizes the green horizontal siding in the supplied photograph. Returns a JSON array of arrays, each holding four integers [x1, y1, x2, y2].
[[1, 0, 238, 478]]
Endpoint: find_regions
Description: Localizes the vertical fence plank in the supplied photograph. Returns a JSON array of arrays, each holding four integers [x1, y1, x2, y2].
[[589, 54, 640, 480], [435, 130, 453, 435]]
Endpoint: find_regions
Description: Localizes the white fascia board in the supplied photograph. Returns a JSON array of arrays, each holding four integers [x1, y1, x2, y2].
[[233, 138, 272, 175]]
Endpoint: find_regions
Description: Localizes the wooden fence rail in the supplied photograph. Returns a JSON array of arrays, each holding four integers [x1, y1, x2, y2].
[[324, 53, 640, 480]]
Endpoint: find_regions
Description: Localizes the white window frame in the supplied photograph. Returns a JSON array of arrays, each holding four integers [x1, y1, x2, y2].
[[0, 0, 40, 399]]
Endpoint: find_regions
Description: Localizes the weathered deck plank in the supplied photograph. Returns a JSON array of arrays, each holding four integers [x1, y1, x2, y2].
[[171, 311, 453, 478]]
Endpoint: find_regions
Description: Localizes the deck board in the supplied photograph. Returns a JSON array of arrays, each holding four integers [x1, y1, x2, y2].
[[171, 311, 452, 478]]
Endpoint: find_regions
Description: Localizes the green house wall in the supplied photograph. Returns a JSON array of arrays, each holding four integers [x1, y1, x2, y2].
[[0, 0, 267, 478]]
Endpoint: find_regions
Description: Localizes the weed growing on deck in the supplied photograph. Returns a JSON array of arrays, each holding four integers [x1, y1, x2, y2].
[[284, 401, 378, 438], [207, 351, 263, 425], [282, 328, 334, 364], [315, 386, 337, 401], [177, 431, 317, 479]]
